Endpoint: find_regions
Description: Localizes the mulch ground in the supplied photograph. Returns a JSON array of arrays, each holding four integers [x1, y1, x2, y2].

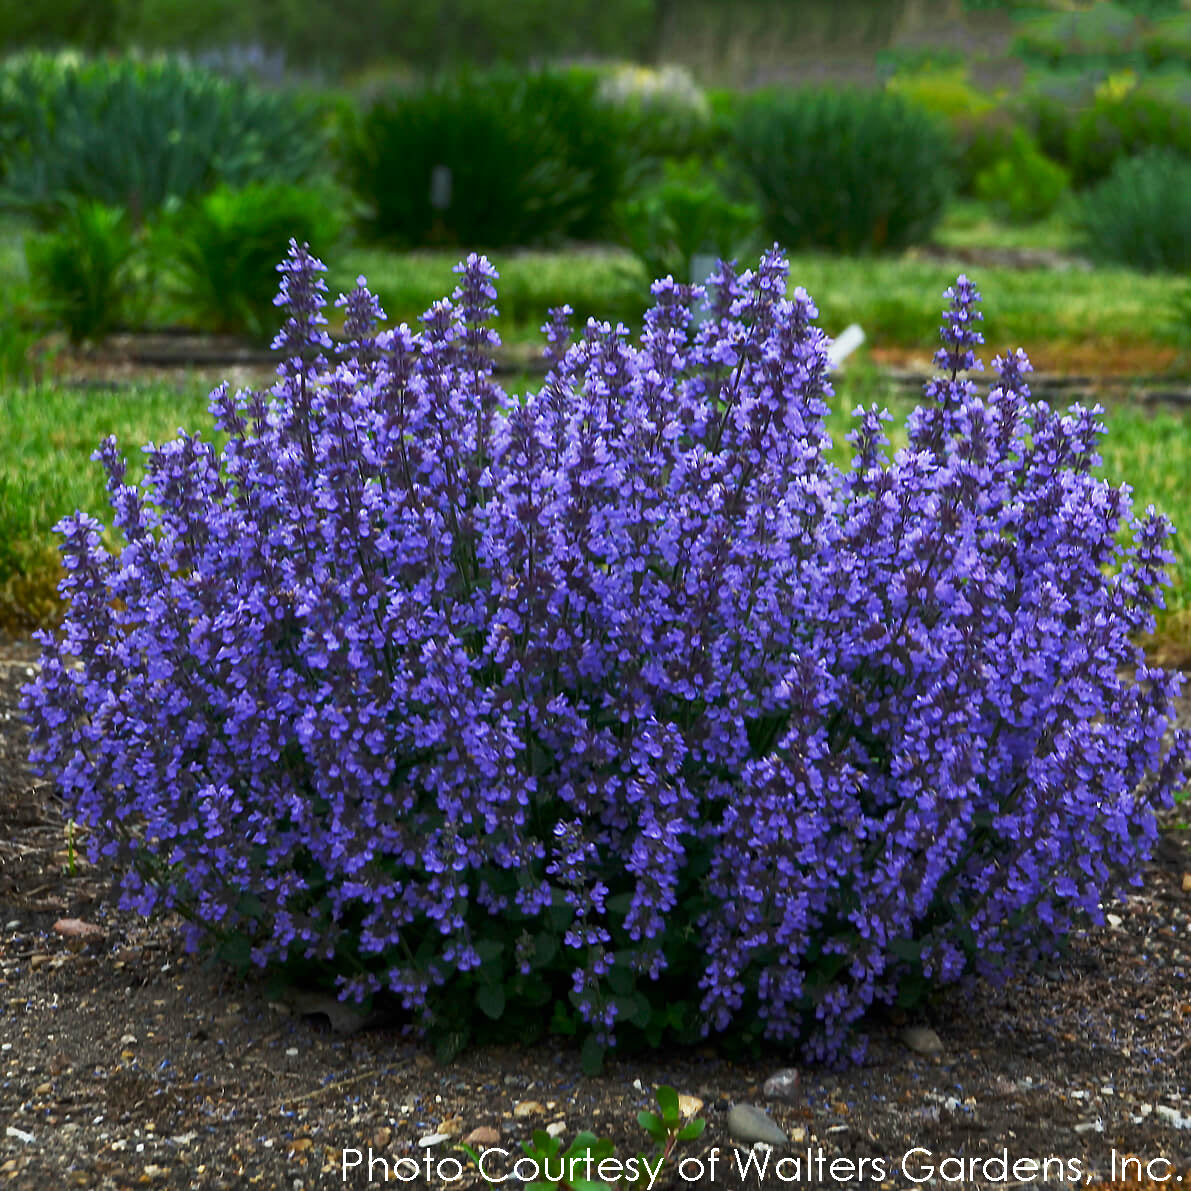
[[1, 634, 1190, 1191]]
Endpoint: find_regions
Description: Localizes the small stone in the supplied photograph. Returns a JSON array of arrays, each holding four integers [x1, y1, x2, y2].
[[762, 1069, 801, 1101], [513, 1101, 545, 1118], [1073, 1120, 1103, 1134], [789, 1126, 807, 1143], [5, 1125, 34, 1144], [53, 918, 104, 943], [727, 1103, 788, 1147], [371, 1127, 392, 1148], [438, 1116, 463, 1136], [1181, 872, 1191, 893], [464, 1127, 500, 1146], [677, 1093, 703, 1118], [418, 1133, 451, 1148], [29, 954, 52, 970], [1155, 1105, 1191, 1130], [120, 1034, 138, 1047], [1106, 913, 1123, 929], [900, 1026, 944, 1056], [4, 921, 19, 932], [546, 1122, 566, 1138], [34, 1082, 52, 1096]]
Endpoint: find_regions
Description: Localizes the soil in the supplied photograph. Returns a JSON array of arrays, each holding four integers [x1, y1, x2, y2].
[[1, 633, 1190, 1191]]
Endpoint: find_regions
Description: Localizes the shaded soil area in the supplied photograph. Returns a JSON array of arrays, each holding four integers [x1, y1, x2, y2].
[[1, 639, 1190, 1190]]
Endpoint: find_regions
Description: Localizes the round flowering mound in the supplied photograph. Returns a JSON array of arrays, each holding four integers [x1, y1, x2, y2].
[[24, 243, 1187, 1067]]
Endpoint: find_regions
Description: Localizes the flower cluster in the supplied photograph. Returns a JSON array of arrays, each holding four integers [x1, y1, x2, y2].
[[23, 243, 1187, 1064]]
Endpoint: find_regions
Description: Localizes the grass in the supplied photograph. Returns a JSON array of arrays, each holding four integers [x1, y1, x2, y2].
[[3, 203, 1188, 369], [338, 234, 1191, 369]]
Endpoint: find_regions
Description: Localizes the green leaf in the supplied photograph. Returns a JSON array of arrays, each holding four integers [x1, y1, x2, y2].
[[476, 983, 506, 1020], [655, 1085, 680, 1122], [637, 1110, 665, 1141], [580, 1033, 605, 1076], [678, 1118, 707, 1141], [474, 938, 504, 965]]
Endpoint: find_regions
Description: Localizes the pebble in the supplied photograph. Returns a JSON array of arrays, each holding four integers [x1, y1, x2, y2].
[[418, 1133, 451, 1148], [1182, 872, 1191, 893], [727, 1103, 788, 1146], [900, 1025, 944, 1056], [5, 1126, 34, 1144], [546, 1122, 567, 1138], [1155, 1105, 1191, 1130], [1106, 913, 1124, 929], [464, 1127, 500, 1146], [4, 921, 19, 932], [513, 1101, 545, 1118], [762, 1069, 800, 1101]]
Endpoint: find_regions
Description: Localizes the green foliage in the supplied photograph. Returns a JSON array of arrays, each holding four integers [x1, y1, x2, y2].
[[24, 200, 141, 342], [1065, 87, 1191, 188], [731, 87, 954, 255], [614, 161, 759, 284], [593, 63, 724, 180], [153, 182, 345, 338], [1013, 4, 1143, 67], [974, 128, 1071, 223], [1141, 11, 1191, 67], [342, 68, 633, 249], [1076, 148, 1191, 272], [0, 54, 325, 225], [458, 1085, 706, 1190]]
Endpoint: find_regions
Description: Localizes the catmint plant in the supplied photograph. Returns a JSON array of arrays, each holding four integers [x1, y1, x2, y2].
[[23, 241, 1187, 1068]]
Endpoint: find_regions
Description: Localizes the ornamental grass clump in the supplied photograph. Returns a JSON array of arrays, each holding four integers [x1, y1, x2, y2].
[[24, 243, 1187, 1068]]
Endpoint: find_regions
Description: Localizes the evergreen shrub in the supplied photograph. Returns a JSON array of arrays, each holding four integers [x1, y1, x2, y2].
[[23, 243, 1188, 1068], [341, 69, 632, 249], [0, 54, 324, 225], [731, 88, 953, 254], [1064, 88, 1191, 189], [1076, 148, 1191, 272]]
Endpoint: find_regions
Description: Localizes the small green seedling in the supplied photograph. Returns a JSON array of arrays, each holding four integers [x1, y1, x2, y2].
[[458, 1084, 706, 1190]]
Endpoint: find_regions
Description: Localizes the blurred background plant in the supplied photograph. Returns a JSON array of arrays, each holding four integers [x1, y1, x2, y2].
[[1076, 147, 1191, 272], [151, 182, 346, 338], [341, 67, 634, 248], [732, 87, 954, 254], [0, 53, 327, 228], [614, 159, 758, 284], [24, 199, 144, 343]]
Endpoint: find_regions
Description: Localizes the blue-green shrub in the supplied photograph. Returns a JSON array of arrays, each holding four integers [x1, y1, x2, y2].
[[0, 54, 325, 225], [1076, 148, 1191, 272], [341, 68, 633, 249], [731, 87, 954, 254]]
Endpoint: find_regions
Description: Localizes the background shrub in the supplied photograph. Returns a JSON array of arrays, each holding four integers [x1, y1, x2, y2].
[[0, 55, 325, 225], [973, 127, 1071, 223], [614, 160, 758, 284], [731, 87, 954, 254], [24, 199, 141, 342], [23, 245, 1187, 1068], [1064, 87, 1191, 188], [341, 68, 633, 248], [1075, 148, 1191, 272], [152, 182, 345, 338]]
